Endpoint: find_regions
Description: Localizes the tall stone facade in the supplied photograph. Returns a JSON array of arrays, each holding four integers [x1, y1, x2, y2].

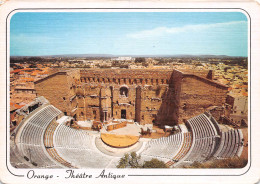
[[34, 69, 228, 126], [34, 70, 80, 119]]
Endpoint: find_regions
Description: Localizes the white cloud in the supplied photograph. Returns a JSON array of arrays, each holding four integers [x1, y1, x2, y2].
[[127, 21, 247, 39]]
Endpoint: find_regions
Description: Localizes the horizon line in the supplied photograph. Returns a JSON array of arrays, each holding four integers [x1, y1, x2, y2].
[[10, 54, 248, 58]]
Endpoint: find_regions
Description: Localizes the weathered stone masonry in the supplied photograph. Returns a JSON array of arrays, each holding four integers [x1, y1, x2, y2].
[[34, 69, 228, 126]]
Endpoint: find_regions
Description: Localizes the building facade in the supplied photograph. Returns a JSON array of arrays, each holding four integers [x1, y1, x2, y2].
[[34, 69, 228, 126]]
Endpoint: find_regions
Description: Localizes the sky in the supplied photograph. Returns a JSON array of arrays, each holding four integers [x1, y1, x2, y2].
[[10, 12, 248, 57]]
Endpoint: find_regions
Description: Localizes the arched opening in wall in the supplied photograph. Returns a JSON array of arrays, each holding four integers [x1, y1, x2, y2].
[[104, 111, 108, 121], [80, 112, 84, 117], [93, 110, 96, 119], [73, 114, 77, 121], [120, 87, 128, 97], [121, 109, 126, 119]]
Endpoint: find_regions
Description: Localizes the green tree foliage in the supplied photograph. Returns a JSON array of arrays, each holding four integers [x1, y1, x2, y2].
[[117, 152, 141, 168], [117, 153, 130, 168], [117, 152, 168, 168], [129, 152, 142, 168], [143, 158, 168, 168]]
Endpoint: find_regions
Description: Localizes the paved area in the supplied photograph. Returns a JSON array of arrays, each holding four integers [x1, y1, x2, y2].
[[104, 123, 141, 136], [77, 121, 92, 128]]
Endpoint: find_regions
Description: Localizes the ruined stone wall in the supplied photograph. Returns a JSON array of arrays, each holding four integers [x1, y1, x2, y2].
[[34, 68, 228, 126], [158, 70, 183, 125], [107, 121, 127, 131], [139, 85, 168, 125], [80, 83, 171, 124], [79, 69, 174, 124], [112, 85, 136, 120], [178, 75, 228, 123], [80, 69, 172, 84], [35, 73, 72, 114], [34, 70, 80, 116]]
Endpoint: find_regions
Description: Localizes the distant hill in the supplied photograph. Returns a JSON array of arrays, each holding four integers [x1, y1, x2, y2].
[[10, 54, 247, 59]]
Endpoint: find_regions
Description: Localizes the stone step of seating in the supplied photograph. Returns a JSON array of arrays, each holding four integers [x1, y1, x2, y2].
[[141, 133, 183, 159], [184, 137, 216, 162], [213, 129, 244, 159], [54, 124, 93, 149], [46, 148, 74, 168], [172, 133, 191, 160], [15, 105, 63, 168], [18, 143, 59, 168], [55, 147, 113, 168], [53, 124, 115, 168], [44, 121, 59, 148]]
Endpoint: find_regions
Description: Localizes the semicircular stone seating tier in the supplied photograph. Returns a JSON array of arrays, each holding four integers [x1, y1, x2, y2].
[[181, 114, 220, 163], [14, 105, 63, 168], [213, 129, 243, 159], [13, 106, 245, 168], [53, 124, 119, 168]]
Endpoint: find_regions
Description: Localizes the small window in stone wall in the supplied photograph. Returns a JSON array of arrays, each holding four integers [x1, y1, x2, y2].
[[120, 87, 128, 97], [63, 97, 66, 100], [93, 110, 96, 119], [142, 115, 144, 120], [183, 103, 187, 110]]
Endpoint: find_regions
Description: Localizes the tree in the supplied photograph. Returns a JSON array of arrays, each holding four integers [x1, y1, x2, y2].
[[117, 153, 130, 168], [143, 158, 168, 168], [117, 152, 141, 168], [129, 152, 141, 168], [116, 152, 168, 168]]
